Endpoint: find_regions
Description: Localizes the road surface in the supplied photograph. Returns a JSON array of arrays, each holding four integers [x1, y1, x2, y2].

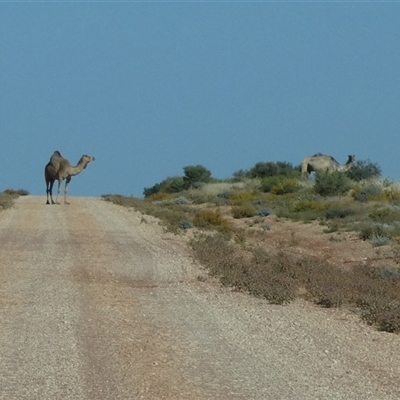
[[0, 196, 399, 399]]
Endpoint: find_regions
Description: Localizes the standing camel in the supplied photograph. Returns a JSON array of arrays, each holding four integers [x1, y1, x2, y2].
[[45, 151, 95, 204], [301, 153, 355, 176]]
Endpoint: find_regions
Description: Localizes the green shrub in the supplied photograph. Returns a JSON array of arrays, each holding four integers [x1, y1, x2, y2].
[[179, 220, 193, 230], [228, 191, 259, 205], [291, 199, 327, 212], [260, 176, 300, 194], [256, 208, 273, 217], [359, 224, 389, 241], [325, 208, 355, 220], [369, 234, 391, 247], [368, 207, 396, 223], [173, 196, 191, 205], [379, 269, 400, 279], [346, 159, 381, 181], [352, 185, 383, 202], [143, 176, 187, 197], [183, 165, 212, 187], [247, 161, 299, 179], [314, 172, 353, 196], [271, 178, 301, 195]]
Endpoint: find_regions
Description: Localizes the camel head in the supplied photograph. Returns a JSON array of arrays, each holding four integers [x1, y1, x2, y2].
[[78, 155, 95, 169], [347, 155, 355, 164]]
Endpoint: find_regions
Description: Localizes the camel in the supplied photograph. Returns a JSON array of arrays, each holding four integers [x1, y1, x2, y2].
[[45, 151, 95, 204], [301, 153, 355, 176]]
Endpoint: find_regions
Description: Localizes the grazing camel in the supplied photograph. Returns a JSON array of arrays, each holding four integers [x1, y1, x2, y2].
[[301, 153, 355, 176], [45, 151, 95, 204]]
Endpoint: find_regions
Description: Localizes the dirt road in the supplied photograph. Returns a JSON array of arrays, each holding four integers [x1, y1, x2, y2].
[[1, 196, 400, 399]]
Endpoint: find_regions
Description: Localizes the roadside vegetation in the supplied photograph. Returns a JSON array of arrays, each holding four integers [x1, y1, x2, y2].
[[0, 189, 29, 210], [102, 160, 400, 334]]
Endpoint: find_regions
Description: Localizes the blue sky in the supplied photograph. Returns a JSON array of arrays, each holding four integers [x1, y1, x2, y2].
[[1, 2, 399, 197]]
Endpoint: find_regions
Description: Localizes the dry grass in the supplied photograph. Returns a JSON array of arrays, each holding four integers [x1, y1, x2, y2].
[[191, 235, 400, 332], [0, 189, 29, 210]]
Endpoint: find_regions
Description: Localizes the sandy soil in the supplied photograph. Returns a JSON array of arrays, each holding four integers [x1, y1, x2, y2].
[[0, 196, 400, 400]]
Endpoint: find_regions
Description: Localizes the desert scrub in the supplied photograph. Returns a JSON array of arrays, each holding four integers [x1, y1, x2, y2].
[[0, 192, 16, 210], [228, 191, 259, 205], [369, 234, 391, 247], [3, 189, 29, 197], [0, 188, 29, 210], [359, 223, 390, 241], [325, 208, 356, 220], [271, 178, 301, 195], [379, 268, 400, 279], [147, 192, 175, 202], [260, 176, 301, 194], [352, 185, 383, 202], [256, 208, 273, 217], [368, 207, 399, 224], [377, 307, 400, 333], [193, 209, 230, 229], [179, 220, 194, 230], [314, 171, 353, 196], [191, 236, 296, 305], [173, 196, 191, 205], [291, 199, 328, 213], [231, 204, 256, 219]]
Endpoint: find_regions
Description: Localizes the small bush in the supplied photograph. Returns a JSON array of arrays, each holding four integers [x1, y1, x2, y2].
[[359, 224, 389, 241], [369, 234, 391, 247], [0, 189, 28, 209], [346, 159, 381, 181], [247, 161, 299, 179], [260, 176, 300, 194], [193, 209, 229, 229], [378, 307, 400, 333], [314, 172, 353, 197], [229, 191, 258, 205], [291, 199, 328, 213], [271, 178, 301, 195], [179, 220, 193, 230], [379, 269, 400, 279], [173, 196, 191, 205], [369, 207, 396, 223], [3, 189, 29, 196], [148, 192, 174, 202], [2, 189, 20, 198], [217, 191, 231, 199], [325, 208, 355, 220], [232, 204, 256, 219], [352, 185, 383, 203], [256, 208, 273, 217], [0, 193, 14, 209]]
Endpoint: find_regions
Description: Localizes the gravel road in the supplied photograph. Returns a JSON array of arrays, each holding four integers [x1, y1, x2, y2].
[[1, 196, 400, 399]]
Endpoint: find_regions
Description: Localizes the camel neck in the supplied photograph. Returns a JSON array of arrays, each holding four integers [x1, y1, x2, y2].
[[68, 163, 87, 176]]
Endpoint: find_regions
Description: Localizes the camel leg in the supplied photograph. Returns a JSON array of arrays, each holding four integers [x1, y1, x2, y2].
[[46, 180, 56, 204], [55, 180, 62, 204], [64, 177, 71, 204], [46, 182, 51, 204]]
